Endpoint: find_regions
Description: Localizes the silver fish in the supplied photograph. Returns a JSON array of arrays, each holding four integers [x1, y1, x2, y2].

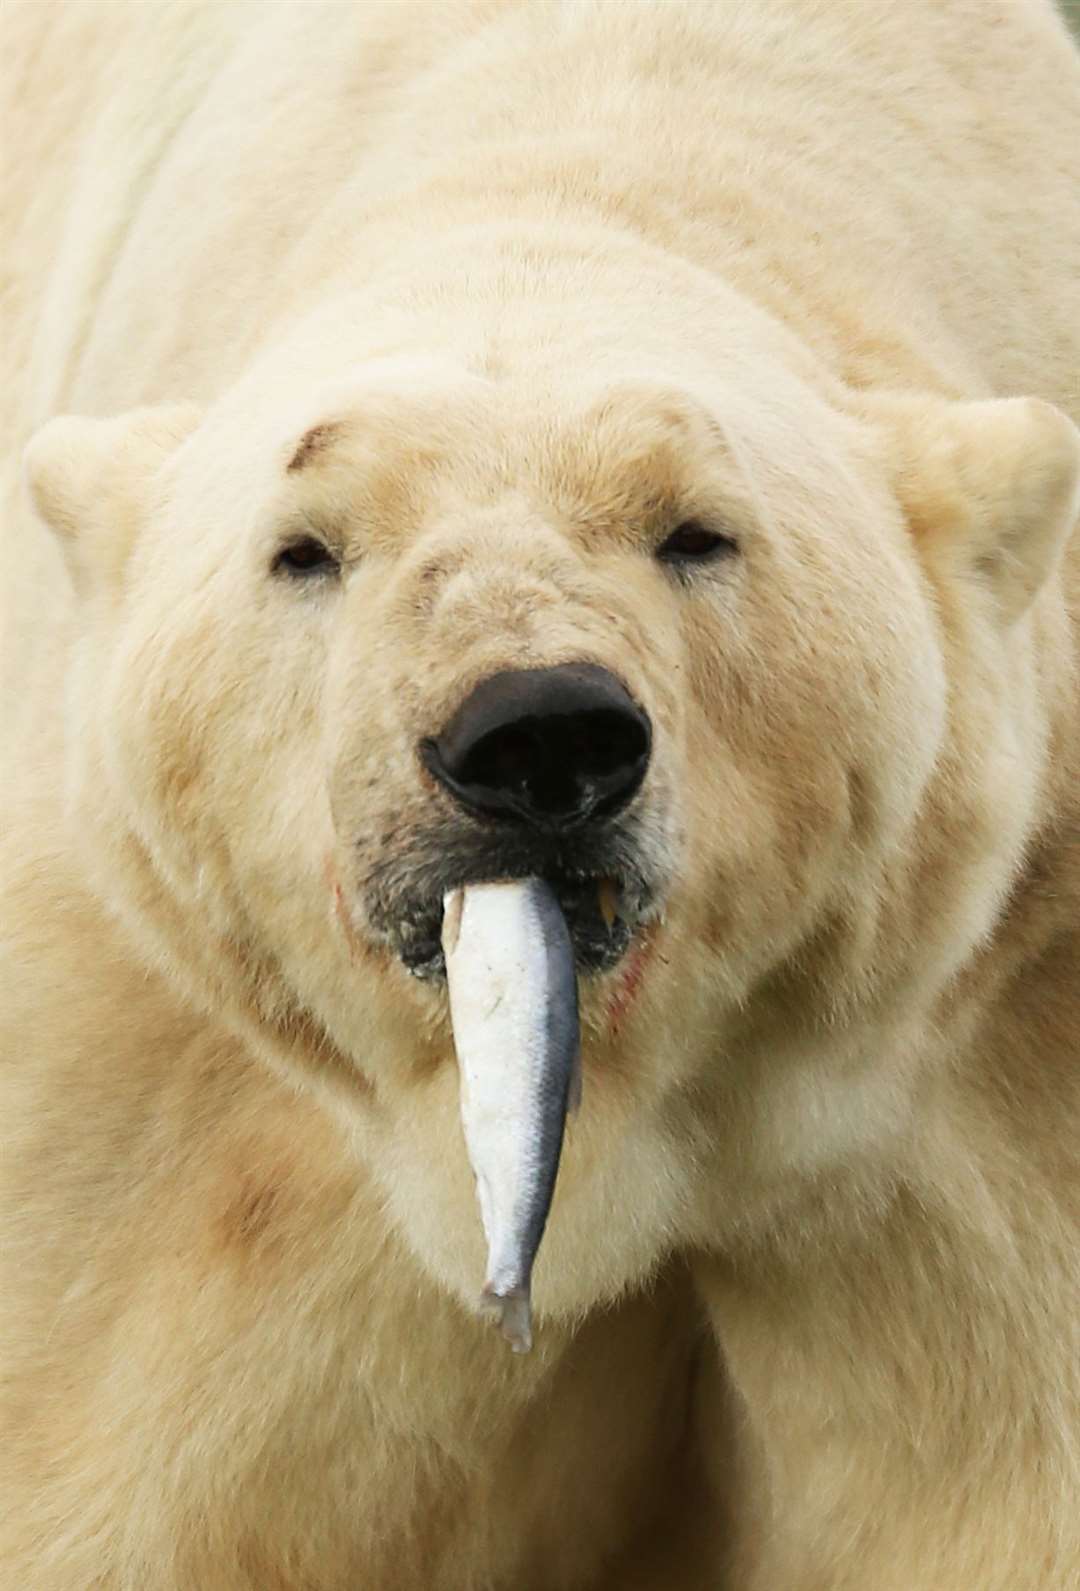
[[442, 877, 581, 1353]]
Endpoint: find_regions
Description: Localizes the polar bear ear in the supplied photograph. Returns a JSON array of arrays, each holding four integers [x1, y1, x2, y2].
[[882, 395, 1080, 625], [24, 404, 202, 589]]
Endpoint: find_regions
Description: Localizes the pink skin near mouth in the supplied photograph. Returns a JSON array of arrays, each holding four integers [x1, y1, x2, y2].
[[605, 927, 658, 1037], [326, 853, 371, 966], [333, 881, 357, 955]]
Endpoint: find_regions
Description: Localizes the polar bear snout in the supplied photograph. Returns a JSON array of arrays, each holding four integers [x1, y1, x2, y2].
[[360, 737, 663, 984], [418, 663, 652, 833]]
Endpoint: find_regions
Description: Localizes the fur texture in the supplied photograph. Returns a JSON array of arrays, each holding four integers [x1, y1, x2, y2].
[[2, 2, 1079, 1586]]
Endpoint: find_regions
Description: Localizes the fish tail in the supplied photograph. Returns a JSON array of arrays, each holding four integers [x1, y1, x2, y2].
[[480, 1284, 533, 1354]]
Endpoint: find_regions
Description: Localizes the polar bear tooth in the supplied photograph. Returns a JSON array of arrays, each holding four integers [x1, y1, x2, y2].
[[441, 878, 581, 1353], [597, 877, 620, 929]]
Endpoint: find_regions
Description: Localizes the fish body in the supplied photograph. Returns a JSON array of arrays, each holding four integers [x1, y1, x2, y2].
[[442, 878, 580, 1353]]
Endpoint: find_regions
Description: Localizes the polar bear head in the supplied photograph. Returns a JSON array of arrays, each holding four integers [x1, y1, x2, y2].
[[25, 301, 1080, 1309]]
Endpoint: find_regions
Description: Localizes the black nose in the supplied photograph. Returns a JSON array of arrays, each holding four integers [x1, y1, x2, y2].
[[419, 664, 651, 830]]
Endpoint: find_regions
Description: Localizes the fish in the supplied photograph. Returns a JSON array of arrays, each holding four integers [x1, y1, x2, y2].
[[441, 877, 581, 1353]]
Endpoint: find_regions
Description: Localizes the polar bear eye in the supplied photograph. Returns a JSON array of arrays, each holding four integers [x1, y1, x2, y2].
[[657, 521, 739, 567], [272, 536, 341, 579]]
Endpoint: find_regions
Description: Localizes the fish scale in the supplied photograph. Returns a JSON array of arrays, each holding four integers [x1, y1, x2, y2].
[[442, 878, 581, 1353]]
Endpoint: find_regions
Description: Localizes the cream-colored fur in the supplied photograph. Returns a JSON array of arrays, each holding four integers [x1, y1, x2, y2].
[[3, 2, 1080, 1587]]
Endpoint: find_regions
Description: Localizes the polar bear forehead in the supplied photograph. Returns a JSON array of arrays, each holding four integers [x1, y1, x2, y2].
[[278, 364, 742, 475], [264, 367, 766, 553]]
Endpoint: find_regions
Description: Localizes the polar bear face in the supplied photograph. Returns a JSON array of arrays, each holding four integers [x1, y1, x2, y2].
[[26, 323, 1079, 1307]]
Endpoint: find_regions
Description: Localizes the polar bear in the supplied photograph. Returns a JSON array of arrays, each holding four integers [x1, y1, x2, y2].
[[2, 2, 1079, 1588]]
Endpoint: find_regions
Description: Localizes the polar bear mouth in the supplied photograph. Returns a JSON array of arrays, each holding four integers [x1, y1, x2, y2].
[[402, 871, 639, 980], [362, 822, 657, 981]]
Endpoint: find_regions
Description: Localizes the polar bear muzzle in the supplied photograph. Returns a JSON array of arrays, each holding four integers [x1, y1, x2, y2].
[[362, 674, 659, 985]]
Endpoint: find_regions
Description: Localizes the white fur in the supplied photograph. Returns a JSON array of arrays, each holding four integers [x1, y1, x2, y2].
[[3, 2, 1080, 1586]]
